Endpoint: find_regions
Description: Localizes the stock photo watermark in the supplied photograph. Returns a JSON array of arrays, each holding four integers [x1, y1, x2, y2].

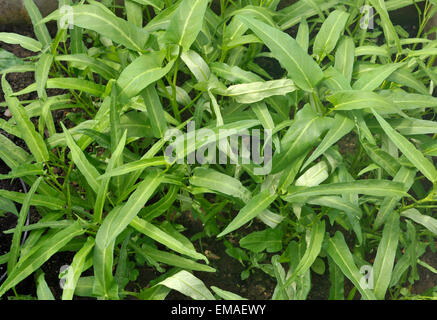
[[59, 5, 74, 30], [359, 265, 374, 290], [163, 121, 273, 175], [360, 5, 375, 30]]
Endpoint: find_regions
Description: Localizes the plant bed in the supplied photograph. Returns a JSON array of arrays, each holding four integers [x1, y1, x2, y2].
[[0, 0, 437, 301]]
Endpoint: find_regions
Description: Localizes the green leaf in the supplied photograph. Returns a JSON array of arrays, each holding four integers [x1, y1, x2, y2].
[[36, 272, 55, 300], [0, 49, 25, 74], [327, 90, 396, 113], [55, 54, 118, 80], [117, 52, 174, 100], [285, 220, 325, 286], [328, 256, 344, 300], [368, 0, 400, 51], [239, 228, 283, 253], [361, 140, 400, 177], [140, 185, 178, 220], [272, 105, 330, 174], [302, 113, 354, 169], [0, 189, 65, 211], [62, 122, 101, 193], [126, 0, 143, 27], [313, 10, 350, 61], [42, 4, 149, 51], [220, 79, 296, 104], [13, 78, 106, 97], [239, 15, 323, 91], [156, 270, 215, 300], [211, 286, 247, 300], [99, 157, 167, 180], [93, 238, 118, 299], [326, 232, 376, 300], [94, 130, 127, 223], [35, 53, 53, 99], [2, 77, 49, 163], [218, 189, 277, 237], [97, 170, 163, 248], [141, 85, 168, 138], [0, 163, 44, 180], [24, 0, 51, 48], [163, 0, 208, 51], [0, 197, 18, 216], [296, 19, 309, 52], [130, 216, 207, 262], [334, 36, 355, 83], [353, 63, 405, 91], [0, 33, 42, 52], [387, 69, 428, 94], [181, 50, 210, 82], [131, 243, 215, 272], [296, 161, 329, 187], [372, 110, 437, 183], [373, 212, 400, 299], [7, 178, 42, 276], [62, 238, 95, 300], [189, 167, 251, 202], [0, 222, 85, 298], [401, 209, 437, 236], [283, 180, 408, 203]]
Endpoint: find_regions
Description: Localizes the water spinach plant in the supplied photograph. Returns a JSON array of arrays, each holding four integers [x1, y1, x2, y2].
[[0, 0, 437, 300]]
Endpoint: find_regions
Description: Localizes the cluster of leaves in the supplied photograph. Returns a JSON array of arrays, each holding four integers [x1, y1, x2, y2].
[[0, 0, 437, 300]]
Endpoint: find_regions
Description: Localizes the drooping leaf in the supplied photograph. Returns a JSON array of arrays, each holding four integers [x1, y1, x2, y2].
[[239, 15, 323, 91]]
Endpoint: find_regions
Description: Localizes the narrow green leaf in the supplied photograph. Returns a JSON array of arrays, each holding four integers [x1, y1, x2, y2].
[[117, 52, 174, 100], [190, 167, 251, 202], [97, 170, 163, 247], [401, 209, 437, 236], [239, 15, 323, 91], [42, 4, 149, 51], [8, 178, 42, 275], [373, 212, 400, 299], [327, 91, 396, 113], [328, 256, 344, 300], [55, 54, 118, 80], [131, 242, 215, 272], [24, 0, 51, 48], [283, 180, 408, 203], [94, 131, 127, 223], [141, 85, 168, 138], [35, 53, 53, 99], [335, 36, 355, 83], [302, 113, 354, 169], [156, 271, 215, 300], [163, 0, 209, 51], [326, 232, 376, 300], [285, 220, 325, 286], [313, 10, 349, 61], [130, 216, 207, 262], [2, 77, 49, 163], [0, 222, 84, 298], [211, 286, 247, 300], [62, 238, 95, 300], [98, 157, 167, 180], [353, 63, 405, 91], [372, 110, 437, 183], [0, 33, 42, 52], [218, 189, 277, 237], [221, 79, 296, 104], [36, 272, 55, 300], [62, 122, 100, 193]]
